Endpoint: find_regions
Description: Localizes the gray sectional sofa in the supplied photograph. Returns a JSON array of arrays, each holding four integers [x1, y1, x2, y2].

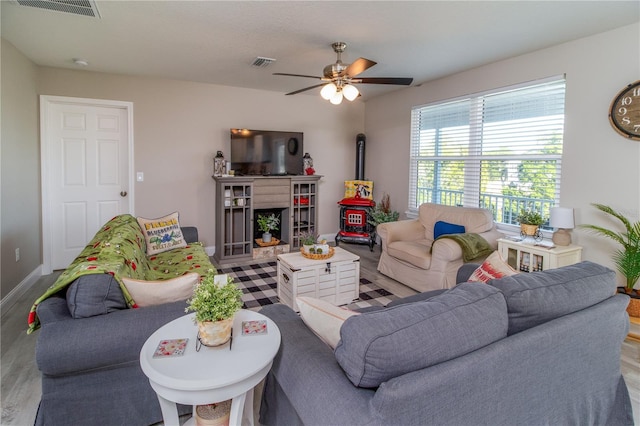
[[33, 223, 203, 425], [259, 261, 634, 425]]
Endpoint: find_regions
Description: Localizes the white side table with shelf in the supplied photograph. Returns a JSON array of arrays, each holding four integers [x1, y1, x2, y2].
[[497, 238, 582, 273]]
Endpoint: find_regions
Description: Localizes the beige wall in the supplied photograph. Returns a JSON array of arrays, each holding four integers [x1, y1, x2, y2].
[[1, 39, 41, 299], [36, 67, 365, 251], [3, 22, 639, 297], [365, 23, 640, 285]]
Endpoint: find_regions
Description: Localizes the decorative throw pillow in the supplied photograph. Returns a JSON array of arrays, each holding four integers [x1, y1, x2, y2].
[[296, 297, 360, 349], [137, 212, 187, 255], [433, 221, 466, 240], [468, 250, 518, 283], [122, 272, 199, 307], [343, 180, 374, 200]]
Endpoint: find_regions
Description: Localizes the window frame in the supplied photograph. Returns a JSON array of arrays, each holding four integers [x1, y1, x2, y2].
[[408, 76, 566, 234]]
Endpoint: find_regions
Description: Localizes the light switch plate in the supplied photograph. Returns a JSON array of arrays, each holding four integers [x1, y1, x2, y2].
[[136, 172, 144, 182]]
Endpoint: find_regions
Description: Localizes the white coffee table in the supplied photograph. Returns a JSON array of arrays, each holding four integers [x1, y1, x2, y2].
[[140, 310, 281, 426], [277, 246, 360, 311]]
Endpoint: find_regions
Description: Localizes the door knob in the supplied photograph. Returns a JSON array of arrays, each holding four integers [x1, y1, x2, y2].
[[120, 191, 128, 197]]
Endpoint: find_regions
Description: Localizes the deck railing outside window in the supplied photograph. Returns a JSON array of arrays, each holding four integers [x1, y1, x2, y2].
[[416, 187, 554, 228]]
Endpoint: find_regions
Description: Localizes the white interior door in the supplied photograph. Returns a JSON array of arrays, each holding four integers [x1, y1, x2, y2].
[[41, 96, 134, 272]]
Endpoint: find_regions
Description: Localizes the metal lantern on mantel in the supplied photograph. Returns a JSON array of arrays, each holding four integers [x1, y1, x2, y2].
[[303, 153, 314, 175], [214, 151, 225, 177]]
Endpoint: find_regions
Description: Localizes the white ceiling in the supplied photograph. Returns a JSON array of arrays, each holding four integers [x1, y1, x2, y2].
[[2, 1, 639, 101]]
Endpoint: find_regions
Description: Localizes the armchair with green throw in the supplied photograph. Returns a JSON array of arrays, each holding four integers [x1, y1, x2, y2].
[[376, 203, 503, 292]]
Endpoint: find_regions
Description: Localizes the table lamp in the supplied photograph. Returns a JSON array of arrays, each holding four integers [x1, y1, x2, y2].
[[550, 207, 575, 246]]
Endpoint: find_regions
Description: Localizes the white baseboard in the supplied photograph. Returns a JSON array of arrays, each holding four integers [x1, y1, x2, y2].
[[1, 264, 42, 315]]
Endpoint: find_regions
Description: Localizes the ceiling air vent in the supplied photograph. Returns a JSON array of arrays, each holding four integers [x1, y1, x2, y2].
[[251, 57, 276, 68], [14, 0, 101, 18]]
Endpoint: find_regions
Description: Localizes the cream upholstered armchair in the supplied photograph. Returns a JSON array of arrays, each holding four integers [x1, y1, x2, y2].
[[377, 203, 503, 292]]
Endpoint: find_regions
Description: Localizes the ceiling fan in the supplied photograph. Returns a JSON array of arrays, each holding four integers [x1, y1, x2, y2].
[[273, 42, 413, 104]]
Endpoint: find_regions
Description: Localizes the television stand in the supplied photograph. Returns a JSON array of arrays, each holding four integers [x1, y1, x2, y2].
[[213, 175, 321, 263]]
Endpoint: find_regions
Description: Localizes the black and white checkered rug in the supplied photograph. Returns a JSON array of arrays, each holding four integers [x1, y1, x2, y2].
[[216, 261, 397, 311]]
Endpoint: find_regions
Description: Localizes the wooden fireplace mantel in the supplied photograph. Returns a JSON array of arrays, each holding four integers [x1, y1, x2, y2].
[[212, 175, 321, 263]]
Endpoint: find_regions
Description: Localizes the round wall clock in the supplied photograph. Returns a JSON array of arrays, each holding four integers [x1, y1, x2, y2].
[[287, 137, 299, 155], [609, 80, 640, 141]]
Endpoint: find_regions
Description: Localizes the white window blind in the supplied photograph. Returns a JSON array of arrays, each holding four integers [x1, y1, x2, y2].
[[409, 77, 566, 227]]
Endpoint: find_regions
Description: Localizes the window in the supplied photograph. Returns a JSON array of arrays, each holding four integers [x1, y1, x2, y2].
[[409, 77, 566, 228]]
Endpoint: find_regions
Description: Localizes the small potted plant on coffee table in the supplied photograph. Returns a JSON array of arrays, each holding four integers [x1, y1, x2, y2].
[[257, 213, 280, 243], [299, 231, 317, 253], [185, 269, 243, 347]]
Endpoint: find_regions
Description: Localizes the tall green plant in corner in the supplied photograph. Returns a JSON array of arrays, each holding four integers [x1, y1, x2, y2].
[[581, 203, 640, 292]]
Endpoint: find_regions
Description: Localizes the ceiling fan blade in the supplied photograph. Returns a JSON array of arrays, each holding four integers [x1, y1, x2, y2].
[[285, 83, 327, 96], [273, 72, 323, 80], [357, 77, 414, 85], [343, 58, 377, 78]]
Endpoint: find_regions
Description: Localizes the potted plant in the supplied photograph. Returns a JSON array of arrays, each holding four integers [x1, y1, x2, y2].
[[298, 231, 317, 252], [517, 209, 545, 236], [185, 269, 244, 346], [368, 193, 400, 227], [581, 203, 640, 317], [257, 213, 280, 243]]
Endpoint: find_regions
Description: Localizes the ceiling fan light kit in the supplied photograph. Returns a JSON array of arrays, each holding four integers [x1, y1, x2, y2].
[[320, 83, 337, 100], [342, 84, 359, 101], [274, 41, 413, 105]]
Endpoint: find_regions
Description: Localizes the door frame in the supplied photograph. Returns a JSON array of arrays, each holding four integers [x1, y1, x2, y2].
[[40, 95, 135, 274]]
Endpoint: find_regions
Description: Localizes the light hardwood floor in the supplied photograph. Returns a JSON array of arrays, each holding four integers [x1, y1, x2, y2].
[[2, 244, 638, 425]]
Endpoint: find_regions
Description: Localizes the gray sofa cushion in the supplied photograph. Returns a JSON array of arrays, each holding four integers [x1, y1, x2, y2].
[[66, 274, 127, 318], [489, 261, 617, 335], [334, 282, 508, 388]]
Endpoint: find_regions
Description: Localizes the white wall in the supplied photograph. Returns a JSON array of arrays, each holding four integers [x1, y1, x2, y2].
[[364, 23, 640, 285], [1, 39, 41, 298], [37, 68, 365, 252]]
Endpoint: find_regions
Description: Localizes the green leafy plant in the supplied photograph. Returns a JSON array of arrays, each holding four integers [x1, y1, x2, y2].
[[581, 203, 640, 291], [517, 209, 545, 226], [257, 213, 280, 233], [298, 231, 318, 246], [368, 193, 400, 227], [185, 269, 243, 322]]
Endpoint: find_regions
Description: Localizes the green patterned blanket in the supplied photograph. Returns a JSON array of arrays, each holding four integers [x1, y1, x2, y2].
[[27, 214, 213, 333]]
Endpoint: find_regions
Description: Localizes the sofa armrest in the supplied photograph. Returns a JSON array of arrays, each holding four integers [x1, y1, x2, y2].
[[457, 263, 480, 283], [431, 227, 503, 263], [477, 227, 503, 249], [259, 304, 376, 425], [377, 219, 425, 249]]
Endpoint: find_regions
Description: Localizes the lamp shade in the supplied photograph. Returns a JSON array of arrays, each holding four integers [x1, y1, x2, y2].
[[330, 90, 343, 105], [342, 84, 359, 101], [320, 83, 337, 100], [550, 207, 575, 229]]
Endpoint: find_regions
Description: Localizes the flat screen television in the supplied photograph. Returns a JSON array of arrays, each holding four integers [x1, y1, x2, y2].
[[230, 129, 304, 176]]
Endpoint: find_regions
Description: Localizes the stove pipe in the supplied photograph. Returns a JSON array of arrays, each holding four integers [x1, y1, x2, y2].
[[356, 133, 366, 180]]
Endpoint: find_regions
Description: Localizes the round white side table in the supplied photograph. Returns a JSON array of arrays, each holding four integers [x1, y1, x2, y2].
[[140, 310, 281, 426]]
